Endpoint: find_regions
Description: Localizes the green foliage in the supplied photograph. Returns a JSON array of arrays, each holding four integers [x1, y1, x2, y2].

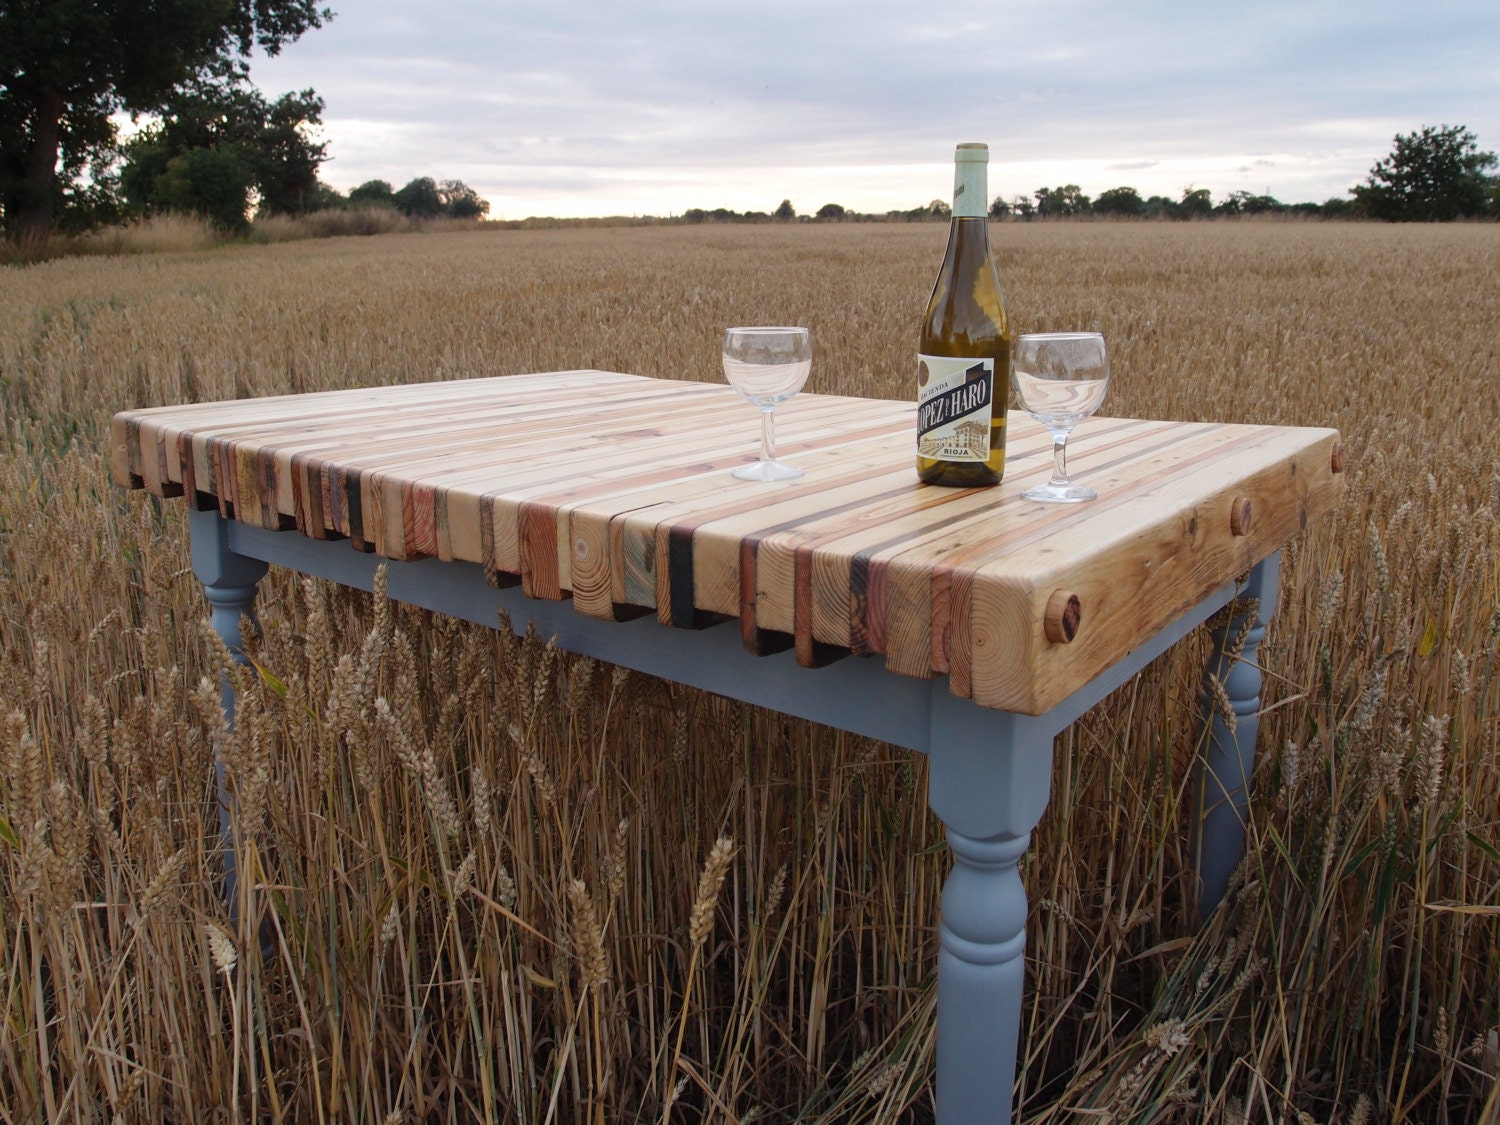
[[388, 177, 489, 220], [152, 146, 253, 232], [255, 88, 330, 214], [1034, 184, 1091, 217], [881, 199, 950, 222], [1093, 186, 1145, 217], [394, 177, 443, 218], [120, 75, 328, 227], [682, 207, 774, 224], [1216, 190, 1284, 216], [348, 180, 396, 207], [988, 196, 1011, 219], [302, 181, 346, 212], [774, 198, 796, 221], [438, 180, 489, 219], [815, 202, 846, 220], [1143, 195, 1178, 219], [0, 0, 330, 242], [1179, 187, 1213, 218], [1352, 124, 1497, 221]]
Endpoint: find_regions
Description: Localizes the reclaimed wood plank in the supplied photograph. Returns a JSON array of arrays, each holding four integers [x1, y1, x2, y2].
[[111, 371, 1345, 714], [963, 426, 1344, 713], [481, 391, 884, 591]]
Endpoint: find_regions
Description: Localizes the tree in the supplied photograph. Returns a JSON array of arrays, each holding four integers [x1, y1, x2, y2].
[[1352, 125, 1497, 221], [1215, 190, 1283, 217], [255, 87, 329, 214], [815, 202, 846, 221], [988, 196, 1011, 219], [1143, 195, 1178, 219], [394, 177, 443, 218], [1094, 186, 1145, 217], [774, 198, 797, 221], [1034, 184, 1090, 217], [119, 75, 328, 226], [0, 0, 330, 243], [438, 180, 489, 219], [1179, 187, 1213, 218], [151, 145, 253, 232], [349, 180, 396, 208]]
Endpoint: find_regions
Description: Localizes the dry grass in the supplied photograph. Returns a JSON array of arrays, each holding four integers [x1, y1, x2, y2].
[[0, 222, 1497, 1122], [0, 209, 492, 265]]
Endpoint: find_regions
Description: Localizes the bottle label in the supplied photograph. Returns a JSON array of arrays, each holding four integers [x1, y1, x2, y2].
[[917, 355, 994, 461]]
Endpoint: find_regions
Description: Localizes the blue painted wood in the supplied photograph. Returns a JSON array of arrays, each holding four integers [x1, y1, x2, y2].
[[924, 694, 1054, 1122], [189, 509, 268, 916], [215, 516, 1257, 760], [191, 510, 1281, 1125], [1193, 555, 1281, 915]]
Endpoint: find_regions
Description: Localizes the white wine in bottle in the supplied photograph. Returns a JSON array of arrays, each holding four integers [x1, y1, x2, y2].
[[916, 142, 1010, 487]]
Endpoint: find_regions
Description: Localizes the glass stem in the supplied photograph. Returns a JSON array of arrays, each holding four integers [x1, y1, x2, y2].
[[1050, 432, 1070, 485], [760, 407, 777, 464]]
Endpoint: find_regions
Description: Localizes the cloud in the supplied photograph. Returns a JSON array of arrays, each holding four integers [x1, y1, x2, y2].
[[250, 0, 1500, 215]]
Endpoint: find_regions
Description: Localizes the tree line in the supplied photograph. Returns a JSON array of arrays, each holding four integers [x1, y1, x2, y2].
[[994, 128, 1497, 222], [690, 127, 1499, 226]]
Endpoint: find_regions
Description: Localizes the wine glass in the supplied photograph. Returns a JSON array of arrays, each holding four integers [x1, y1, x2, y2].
[[1012, 332, 1110, 502], [722, 326, 812, 481]]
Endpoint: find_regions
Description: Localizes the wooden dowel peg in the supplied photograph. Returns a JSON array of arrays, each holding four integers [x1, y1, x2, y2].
[[1230, 496, 1253, 537], [1044, 590, 1082, 644]]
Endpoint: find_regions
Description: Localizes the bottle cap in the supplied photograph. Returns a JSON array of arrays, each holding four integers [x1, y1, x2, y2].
[[955, 143, 989, 162]]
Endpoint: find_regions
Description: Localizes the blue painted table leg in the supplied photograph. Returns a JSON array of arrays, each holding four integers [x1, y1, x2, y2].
[[189, 510, 269, 912], [926, 691, 1058, 1125], [1193, 552, 1280, 915], [200, 515, 1284, 1113]]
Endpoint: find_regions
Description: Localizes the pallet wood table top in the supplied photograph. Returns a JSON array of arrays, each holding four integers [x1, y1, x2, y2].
[[113, 370, 1345, 715]]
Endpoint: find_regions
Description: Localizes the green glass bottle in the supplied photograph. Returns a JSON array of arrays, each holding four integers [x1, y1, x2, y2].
[[916, 142, 1011, 487]]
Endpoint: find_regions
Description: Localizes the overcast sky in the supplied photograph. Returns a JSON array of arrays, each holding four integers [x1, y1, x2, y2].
[[248, 0, 1500, 220]]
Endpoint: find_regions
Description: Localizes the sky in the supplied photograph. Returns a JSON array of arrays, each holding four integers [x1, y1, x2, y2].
[[248, 0, 1500, 221]]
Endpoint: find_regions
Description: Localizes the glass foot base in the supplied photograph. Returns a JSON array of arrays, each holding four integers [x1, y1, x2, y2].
[[1021, 481, 1096, 503], [733, 460, 804, 481]]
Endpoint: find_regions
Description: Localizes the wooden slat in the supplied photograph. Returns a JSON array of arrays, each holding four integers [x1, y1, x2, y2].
[[964, 425, 1343, 713], [111, 371, 1345, 715]]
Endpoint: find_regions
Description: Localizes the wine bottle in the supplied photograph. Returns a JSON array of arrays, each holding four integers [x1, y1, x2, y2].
[[916, 142, 1010, 487]]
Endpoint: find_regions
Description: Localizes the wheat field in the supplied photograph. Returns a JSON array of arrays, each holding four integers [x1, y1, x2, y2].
[[1, 220, 1497, 1123]]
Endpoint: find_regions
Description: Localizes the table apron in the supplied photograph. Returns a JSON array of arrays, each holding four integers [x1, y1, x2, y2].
[[206, 511, 1263, 758]]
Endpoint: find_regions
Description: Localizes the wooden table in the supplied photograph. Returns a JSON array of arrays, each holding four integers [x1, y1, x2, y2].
[[113, 371, 1344, 1124]]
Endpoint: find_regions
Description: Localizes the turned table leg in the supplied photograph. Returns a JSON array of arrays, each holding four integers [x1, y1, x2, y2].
[[189, 510, 268, 911], [1193, 553, 1280, 915], [926, 696, 1058, 1125]]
